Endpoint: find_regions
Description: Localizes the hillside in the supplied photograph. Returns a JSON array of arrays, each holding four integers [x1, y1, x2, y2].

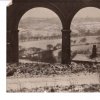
[[18, 17, 100, 41]]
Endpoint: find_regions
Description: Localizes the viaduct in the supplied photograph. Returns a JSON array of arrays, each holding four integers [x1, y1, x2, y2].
[[7, 0, 100, 64]]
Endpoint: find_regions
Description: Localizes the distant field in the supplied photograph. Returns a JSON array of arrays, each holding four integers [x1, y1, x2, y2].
[[19, 36, 100, 52], [19, 39, 61, 50]]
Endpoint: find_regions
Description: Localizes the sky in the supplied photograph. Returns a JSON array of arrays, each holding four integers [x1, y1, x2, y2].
[[21, 7, 100, 19], [74, 7, 100, 18], [21, 8, 58, 19]]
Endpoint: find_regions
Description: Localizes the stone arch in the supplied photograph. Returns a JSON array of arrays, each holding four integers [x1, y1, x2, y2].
[[70, 6, 100, 28], [70, 6, 100, 61], [7, 2, 69, 64], [8, 0, 100, 64], [68, 6, 100, 30], [11, 2, 66, 30]]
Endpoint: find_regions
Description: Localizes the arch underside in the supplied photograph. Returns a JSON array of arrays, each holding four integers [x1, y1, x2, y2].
[[7, 0, 100, 64]]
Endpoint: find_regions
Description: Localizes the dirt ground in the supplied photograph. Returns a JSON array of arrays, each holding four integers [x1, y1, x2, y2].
[[7, 72, 100, 92]]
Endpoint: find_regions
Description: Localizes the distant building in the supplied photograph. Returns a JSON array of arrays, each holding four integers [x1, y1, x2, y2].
[[90, 45, 97, 59]]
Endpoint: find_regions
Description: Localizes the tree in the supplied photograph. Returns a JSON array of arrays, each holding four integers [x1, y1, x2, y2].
[[41, 44, 56, 63], [19, 34, 26, 41], [47, 44, 53, 50], [80, 37, 87, 43]]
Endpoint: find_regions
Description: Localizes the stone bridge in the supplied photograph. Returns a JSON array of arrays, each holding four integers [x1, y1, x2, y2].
[[7, 0, 100, 64]]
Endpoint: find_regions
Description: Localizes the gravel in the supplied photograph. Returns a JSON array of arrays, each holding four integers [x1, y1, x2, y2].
[[7, 62, 100, 77]]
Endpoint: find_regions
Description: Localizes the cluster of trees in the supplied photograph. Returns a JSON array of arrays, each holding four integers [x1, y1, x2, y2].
[[19, 28, 100, 42], [19, 33, 61, 42], [19, 43, 62, 63], [77, 29, 100, 36]]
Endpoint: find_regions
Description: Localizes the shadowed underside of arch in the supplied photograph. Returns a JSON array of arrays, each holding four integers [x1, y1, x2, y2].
[[7, 0, 100, 64]]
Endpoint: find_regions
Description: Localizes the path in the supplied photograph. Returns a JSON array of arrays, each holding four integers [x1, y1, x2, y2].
[[7, 72, 100, 91]]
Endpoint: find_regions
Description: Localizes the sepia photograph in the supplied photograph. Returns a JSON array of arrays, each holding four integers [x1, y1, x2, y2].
[[7, 0, 100, 92]]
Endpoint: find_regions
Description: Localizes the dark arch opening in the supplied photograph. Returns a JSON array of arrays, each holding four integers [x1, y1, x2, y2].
[[18, 7, 62, 64], [70, 7, 100, 62]]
